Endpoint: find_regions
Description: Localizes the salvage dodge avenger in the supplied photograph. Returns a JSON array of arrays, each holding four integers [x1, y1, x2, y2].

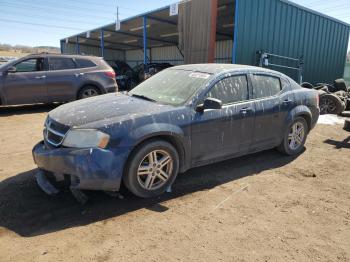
[[32, 64, 320, 198]]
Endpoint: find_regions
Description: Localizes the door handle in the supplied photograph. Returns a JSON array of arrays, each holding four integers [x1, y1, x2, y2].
[[283, 99, 292, 104], [240, 107, 253, 115], [75, 73, 84, 77], [35, 75, 46, 79]]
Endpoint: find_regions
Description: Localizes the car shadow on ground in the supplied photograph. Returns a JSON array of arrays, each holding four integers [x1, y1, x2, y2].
[[0, 148, 302, 237], [0, 103, 60, 117]]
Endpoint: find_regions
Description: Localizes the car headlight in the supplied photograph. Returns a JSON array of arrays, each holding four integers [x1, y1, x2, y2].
[[62, 129, 110, 148]]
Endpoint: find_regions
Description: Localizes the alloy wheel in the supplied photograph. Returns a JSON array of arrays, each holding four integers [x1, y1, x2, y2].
[[82, 89, 99, 98], [320, 97, 336, 114], [288, 122, 305, 150], [137, 150, 173, 190]]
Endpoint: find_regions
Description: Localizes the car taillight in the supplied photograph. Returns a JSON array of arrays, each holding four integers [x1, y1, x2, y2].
[[104, 71, 116, 78]]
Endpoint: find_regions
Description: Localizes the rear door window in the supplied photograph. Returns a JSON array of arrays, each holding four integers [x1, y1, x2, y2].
[[251, 74, 281, 99], [207, 75, 249, 105], [75, 58, 96, 68], [49, 57, 76, 71]]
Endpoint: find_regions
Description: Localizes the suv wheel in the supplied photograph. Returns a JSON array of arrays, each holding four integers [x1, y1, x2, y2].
[[123, 140, 179, 198], [277, 117, 308, 155], [78, 86, 101, 99]]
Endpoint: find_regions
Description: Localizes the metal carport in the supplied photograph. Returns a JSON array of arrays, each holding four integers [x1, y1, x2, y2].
[[61, 0, 350, 83], [61, 0, 235, 67]]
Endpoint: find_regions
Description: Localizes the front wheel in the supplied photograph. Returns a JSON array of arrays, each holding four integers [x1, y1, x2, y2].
[[277, 117, 308, 155], [123, 140, 179, 198]]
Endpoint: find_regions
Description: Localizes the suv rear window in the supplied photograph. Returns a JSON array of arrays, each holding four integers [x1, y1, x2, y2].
[[251, 75, 281, 99], [49, 58, 76, 71], [75, 58, 96, 68]]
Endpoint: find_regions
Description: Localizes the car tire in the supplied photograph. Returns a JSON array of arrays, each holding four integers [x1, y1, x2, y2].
[[334, 79, 347, 92], [314, 85, 325, 90], [317, 89, 328, 96], [344, 120, 350, 132], [123, 140, 179, 198], [301, 82, 313, 89], [77, 85, 101, 100], [319, 93, 344, 115], [277, 117, 308, 156]]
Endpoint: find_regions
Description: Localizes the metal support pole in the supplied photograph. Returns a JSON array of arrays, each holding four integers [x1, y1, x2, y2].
[[100, 29, 105, 58], [143, 16, 148, 65], [76, 36, 80, 54], [208, 0, 218, 63], [60, 40, 64, 54], [232, 0, 239, 64], [298, 56, 304, 84]]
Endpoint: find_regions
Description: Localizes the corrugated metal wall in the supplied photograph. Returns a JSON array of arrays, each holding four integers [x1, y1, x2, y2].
[[124, 40, 233, 66], [125, 49, 150, 67], [215, 40, 232, 63], [151, 46, 183, 65], [344, 63, 350, 86], [125, 47, 183, 67], [62, 43, 125, 61], [235, 0, 350, 83]]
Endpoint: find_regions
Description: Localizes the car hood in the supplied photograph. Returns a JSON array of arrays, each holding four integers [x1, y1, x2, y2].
[[48, 93, 174, 128]]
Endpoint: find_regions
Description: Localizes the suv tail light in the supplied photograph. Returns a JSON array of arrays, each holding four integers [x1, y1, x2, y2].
[[104, 71, 116, 79]]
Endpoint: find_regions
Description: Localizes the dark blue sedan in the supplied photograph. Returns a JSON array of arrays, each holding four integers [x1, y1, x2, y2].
[[32, 64, 320, 198]]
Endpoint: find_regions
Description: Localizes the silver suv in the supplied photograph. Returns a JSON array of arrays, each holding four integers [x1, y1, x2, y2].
[[0, 53, 118, 106]]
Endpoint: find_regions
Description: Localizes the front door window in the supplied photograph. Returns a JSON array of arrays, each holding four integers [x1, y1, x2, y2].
[[14, 58, 44, 73]]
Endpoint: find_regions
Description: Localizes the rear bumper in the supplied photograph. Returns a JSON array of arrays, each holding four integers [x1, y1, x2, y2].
[[32, 141, 130, 191], [105, 84, 118, 93], [310, 107, 320, 130]]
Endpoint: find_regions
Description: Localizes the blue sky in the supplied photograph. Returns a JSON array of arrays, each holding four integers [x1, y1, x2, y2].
[[0, 0, 349, 50]]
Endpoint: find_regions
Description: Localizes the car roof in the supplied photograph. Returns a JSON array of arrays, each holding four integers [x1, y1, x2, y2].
[[24, 53, 101, 61], [171, 64, 280, 75]]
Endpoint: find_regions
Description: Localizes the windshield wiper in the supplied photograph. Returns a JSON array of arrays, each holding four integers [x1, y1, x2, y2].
[[131, 94, 156, 102]]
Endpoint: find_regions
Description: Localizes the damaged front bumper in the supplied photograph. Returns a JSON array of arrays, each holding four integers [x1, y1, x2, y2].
[[32, 141, 130, 192]]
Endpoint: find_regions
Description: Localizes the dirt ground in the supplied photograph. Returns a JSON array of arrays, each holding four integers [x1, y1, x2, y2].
[[0, 104, 349, 262]]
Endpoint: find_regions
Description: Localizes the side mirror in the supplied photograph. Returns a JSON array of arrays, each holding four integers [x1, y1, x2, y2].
[[196, 98, 222, 112], [6, 66, 17, 74]]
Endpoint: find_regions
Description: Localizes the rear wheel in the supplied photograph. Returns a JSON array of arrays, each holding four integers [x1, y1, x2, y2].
[[123, 140, 179, 198], [77, 85, 101, 99], [334, 79, 347, 92], [277, 117, 308, 155]]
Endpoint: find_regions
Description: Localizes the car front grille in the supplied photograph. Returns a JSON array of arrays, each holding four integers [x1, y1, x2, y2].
[[44, 117, 70, 147]]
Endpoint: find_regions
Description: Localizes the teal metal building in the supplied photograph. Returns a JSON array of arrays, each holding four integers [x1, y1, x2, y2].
[[61, 0, 350, 84], [234, 0, 350, 83]]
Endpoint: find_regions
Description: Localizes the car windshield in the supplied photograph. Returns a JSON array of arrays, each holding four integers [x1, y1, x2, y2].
[[129, 69, 212, 106]]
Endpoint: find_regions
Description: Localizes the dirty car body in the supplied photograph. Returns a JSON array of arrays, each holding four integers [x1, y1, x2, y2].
[[32, 64, 319, 197]]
